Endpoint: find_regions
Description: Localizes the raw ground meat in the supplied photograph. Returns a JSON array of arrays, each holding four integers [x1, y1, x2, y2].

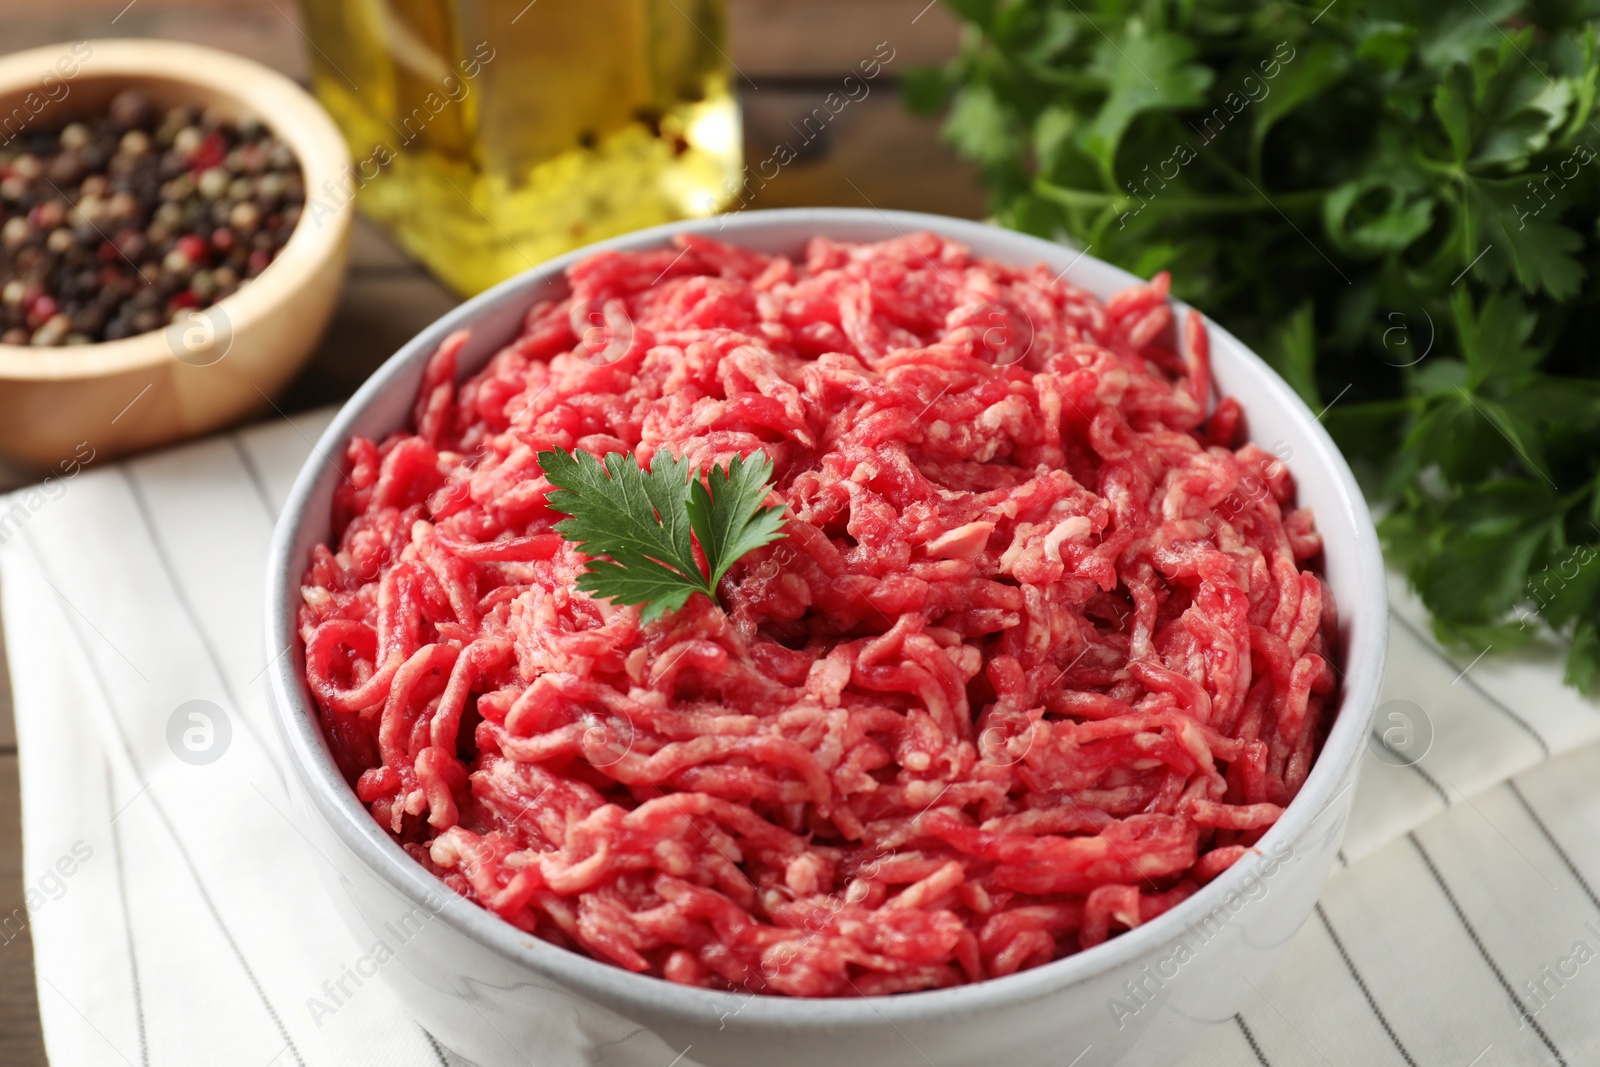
[[298, 231, 1337, 998]]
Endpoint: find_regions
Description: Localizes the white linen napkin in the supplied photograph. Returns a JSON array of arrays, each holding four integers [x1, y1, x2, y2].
[[4, 411, 1598, 1067]]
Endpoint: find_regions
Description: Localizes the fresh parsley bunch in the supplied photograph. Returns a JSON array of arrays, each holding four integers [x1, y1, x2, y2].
[[911, 0, 1600, 686]]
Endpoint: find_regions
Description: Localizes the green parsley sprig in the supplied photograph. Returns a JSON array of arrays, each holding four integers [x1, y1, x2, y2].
[[913, 0, 1600, 688], [538, 448, 787, 623]]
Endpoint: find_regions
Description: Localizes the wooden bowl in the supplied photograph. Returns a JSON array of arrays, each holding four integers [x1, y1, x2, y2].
[[0, 39, 353, 468]]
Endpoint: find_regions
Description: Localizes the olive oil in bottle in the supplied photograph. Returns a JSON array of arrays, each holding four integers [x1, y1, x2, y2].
[[297, 0, 741, 294]]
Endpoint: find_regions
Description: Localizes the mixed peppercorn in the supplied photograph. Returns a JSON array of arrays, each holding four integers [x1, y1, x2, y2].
[[0, 90, 304, 347]]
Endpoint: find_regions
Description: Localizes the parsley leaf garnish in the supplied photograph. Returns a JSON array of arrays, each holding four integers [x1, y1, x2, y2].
[[538, 448, 786, 623]]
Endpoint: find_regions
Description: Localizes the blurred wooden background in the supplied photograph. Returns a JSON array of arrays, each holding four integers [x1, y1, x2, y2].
[[0, 1, 980, 1063]]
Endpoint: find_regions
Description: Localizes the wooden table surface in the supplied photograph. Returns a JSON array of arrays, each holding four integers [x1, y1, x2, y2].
[[0, 2, 982, 1062]]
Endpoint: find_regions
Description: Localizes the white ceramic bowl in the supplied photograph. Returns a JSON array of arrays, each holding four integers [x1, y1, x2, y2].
[[265, 209, 1387, 1067]]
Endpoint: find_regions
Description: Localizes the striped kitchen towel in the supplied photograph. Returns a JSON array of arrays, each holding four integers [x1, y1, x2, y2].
[[2, 409, 1598, 1067]]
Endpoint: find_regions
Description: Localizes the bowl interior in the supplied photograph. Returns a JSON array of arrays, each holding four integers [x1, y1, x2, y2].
[[266, 207, 1387, 1026]]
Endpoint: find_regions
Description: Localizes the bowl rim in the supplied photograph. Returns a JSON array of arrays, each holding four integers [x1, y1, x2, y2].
[[265, 206, 1387, 1029], [0, 37, 352, 380]]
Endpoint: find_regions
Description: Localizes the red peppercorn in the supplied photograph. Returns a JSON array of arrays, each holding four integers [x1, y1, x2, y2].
[[188, 130, 228, 172], [26, 293, 58, 329], [29, 201, 65, 230], [169, 289, 199, 310], [210, 226, 235, 254], [175, 233, 208, 264], [246, 248, 271, 276]]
